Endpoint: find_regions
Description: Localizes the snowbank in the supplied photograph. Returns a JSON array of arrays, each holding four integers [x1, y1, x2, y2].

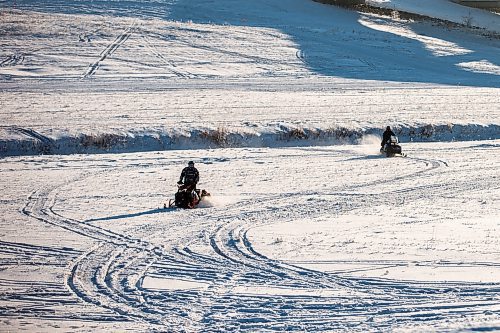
[[1, 123, 499, 156]]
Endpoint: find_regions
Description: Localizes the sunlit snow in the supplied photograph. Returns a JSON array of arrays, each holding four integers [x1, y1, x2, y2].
[[0, 0, 499, 332]]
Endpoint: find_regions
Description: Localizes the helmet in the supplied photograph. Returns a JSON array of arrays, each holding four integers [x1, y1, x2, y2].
[[188, 161, 194, 166], [386, 126, 391, 131]]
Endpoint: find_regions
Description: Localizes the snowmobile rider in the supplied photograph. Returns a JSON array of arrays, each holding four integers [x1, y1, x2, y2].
[[381, 126, 396, 148], [178, 161, 199, 191]]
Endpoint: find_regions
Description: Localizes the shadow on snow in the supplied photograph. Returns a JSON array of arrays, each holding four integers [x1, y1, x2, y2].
[[6, 0, 500, 87], [166, 0, 500, 87], [86, 207, 170, 223]]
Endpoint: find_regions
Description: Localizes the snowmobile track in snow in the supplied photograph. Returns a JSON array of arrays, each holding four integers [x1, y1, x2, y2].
[[13, 148, 500, 331], [0, 54, 24, 67], [82, 23, 136, 79], [142, 35, 193, 78]]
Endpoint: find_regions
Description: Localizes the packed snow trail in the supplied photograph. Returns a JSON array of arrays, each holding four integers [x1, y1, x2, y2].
[[1, 141, 499, 331]]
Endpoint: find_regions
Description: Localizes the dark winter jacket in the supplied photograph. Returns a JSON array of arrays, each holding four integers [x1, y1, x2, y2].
[[179, 166, 199, 185], [381, 129, 396, 147]]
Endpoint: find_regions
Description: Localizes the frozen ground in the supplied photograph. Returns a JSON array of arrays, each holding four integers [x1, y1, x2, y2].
[[0, 0, 499, 332], [0, 0, 500, 155], [1, 141, 499, 332]]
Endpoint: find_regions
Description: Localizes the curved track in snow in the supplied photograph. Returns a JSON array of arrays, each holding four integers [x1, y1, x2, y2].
[[10, 143, 499, 331]]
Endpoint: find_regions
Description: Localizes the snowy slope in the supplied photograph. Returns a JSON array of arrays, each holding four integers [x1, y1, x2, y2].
[[367, 0, 500, 34], [0, 0, 499, 156]]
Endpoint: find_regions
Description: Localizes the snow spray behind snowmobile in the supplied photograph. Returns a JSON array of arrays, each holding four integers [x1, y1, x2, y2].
[[165, 183, 210, 209], [380, 135, 405, 157]]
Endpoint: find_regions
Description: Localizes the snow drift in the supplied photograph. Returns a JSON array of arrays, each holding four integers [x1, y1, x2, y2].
[[1, 123, 499, 156]]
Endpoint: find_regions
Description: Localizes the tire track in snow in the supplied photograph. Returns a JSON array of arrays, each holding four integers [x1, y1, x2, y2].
[[339, 156, 447, 193], [142, 35, 193, 78], [82, 23, 136, 79], [0, 54, 24, 67], [15, 150, 499, 331], [21, 173, 196, 328], [170, 153, 500, 331], [0, 240, 84, 319], [176, 157, 446, 291], [0, 240, 79, 257], [161, 195, 365, 330], [9, 126, 55, 154], [202, 198, 500, 331], [167, 26, 295, 70]]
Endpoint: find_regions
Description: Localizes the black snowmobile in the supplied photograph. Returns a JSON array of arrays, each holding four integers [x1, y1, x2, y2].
[[380, 135, 404, 157], [165, 184, 210, 209]]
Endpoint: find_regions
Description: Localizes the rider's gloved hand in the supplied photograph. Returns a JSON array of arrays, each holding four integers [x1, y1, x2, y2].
[[177, 180, 183, 185]]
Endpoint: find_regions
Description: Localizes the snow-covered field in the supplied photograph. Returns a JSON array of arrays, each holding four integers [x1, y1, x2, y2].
[[0, 0, 499, 332], [1, 0, 500, 156]]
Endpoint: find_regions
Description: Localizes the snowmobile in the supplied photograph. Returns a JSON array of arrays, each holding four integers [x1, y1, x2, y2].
[[165, 184, 210, 209], [380, 135, 405, 157]]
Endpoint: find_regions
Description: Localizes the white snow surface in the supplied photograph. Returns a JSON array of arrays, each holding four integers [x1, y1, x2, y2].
[[0, 0, 499, 332], [367, 0, 500, 34], [0, 0, 499, 156]]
